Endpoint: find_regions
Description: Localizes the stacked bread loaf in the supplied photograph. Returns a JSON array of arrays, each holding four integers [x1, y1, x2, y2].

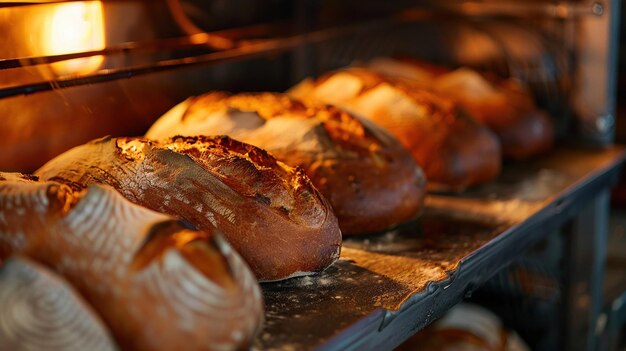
[[289, 68, 502, 191], [0, 173, 263, 350], [368, 57, 554, 160], [146, 92, 427, 235]]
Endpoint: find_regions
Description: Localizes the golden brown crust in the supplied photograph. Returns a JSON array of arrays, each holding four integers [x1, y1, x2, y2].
[[290, 68, 502, 190], [35, 136, 341, 281], [147, 92, 427, 235], [158, 135, 322, 227], [0, 172, 40, 183], [371, 58, 554, 160], [455, 79, 554, 160], [0, 175, 263, 351]]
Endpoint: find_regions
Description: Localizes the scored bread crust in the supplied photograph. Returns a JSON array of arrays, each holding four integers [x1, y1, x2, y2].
[[0, 174, 263, 351], [146, 92, 427, 235], [0, 256, 117, 351], [289, 68, 502, 191], [34, 136, 341, 281], [369, 57, 554, 160]]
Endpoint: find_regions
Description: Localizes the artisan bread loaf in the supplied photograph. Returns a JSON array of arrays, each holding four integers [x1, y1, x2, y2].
[[146, 92, 427, 235], [35, 136, 341, 281], [289, 69, 501, 191], [369, 58, 554, 159], [0, 173, 263, 351], [0, 256, 117, 351]]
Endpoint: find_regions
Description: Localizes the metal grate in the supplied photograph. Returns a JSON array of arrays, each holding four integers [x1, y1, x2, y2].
[[0, 1, 592, 100]]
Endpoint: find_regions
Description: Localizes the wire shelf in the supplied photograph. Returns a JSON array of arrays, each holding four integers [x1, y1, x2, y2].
[[0, 1, 595, 99]]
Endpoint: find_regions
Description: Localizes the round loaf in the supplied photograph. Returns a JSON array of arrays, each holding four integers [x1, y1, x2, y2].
[[0, 174, 263, 350], [34, 136, 341, 281], [146, 92, 427, 235], [289, 68, 501, 191], [0, 256, 117, 351], [369, 58, 554, 160]]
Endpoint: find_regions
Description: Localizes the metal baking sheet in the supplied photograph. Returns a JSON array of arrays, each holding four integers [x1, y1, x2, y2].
[[254, 147, 626, 351]]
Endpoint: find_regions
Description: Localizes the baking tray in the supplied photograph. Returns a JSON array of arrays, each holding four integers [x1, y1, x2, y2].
[[253, 146, 626, 351]]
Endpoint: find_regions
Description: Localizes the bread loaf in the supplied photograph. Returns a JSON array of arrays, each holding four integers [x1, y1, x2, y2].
[[35, 135, 341, 281], [395, 303, 530, 351], [146, 92, 427, 235], [369, 58, 554, 159], [0, 173, 263, 350], [0, 256, 117, 351], [289, 69, 501, 191]]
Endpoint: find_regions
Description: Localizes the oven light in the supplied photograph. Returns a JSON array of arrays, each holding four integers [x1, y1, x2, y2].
[[43, 1, 105, 76]]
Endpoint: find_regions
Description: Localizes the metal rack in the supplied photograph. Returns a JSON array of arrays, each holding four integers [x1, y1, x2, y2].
[[0, 6, 472, 98], [256, 147, 626, 351], [0, 2, 603, 99]]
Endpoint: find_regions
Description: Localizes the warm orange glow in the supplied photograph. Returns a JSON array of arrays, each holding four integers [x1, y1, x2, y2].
[[43, 1, 105, 76]]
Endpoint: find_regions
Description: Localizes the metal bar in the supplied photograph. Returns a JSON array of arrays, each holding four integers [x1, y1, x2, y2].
[[1, 0, 606, 19], [290, 0, 317, 84], [562, 188, 610, 351], [0, 10, 429, 99], [438, 1, 604, 19], [0, 35, 223, 70], [0, 17, 292, 70], [571, 0, 620, 146], [0, 0, 153, 5]]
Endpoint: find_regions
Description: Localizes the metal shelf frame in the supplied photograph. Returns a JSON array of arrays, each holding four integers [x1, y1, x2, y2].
[[256, 147, 626, 351]]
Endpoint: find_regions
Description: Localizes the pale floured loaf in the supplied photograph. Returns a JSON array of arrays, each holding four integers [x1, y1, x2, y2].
[[0, 173, 263, 350], [0, 256, 117, 351]]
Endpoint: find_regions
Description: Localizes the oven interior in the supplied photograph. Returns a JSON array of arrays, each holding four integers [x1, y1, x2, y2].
[[0, 1, 625, 350]]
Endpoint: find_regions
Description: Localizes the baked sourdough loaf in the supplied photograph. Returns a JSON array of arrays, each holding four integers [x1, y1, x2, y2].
[[289, 69, 501, 191], [0, 173, 263, 351], [369, 58, 554, 160], [146, 92, 426, 235], [0, 256, 117, 351], [35, 135, 341, 282]]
